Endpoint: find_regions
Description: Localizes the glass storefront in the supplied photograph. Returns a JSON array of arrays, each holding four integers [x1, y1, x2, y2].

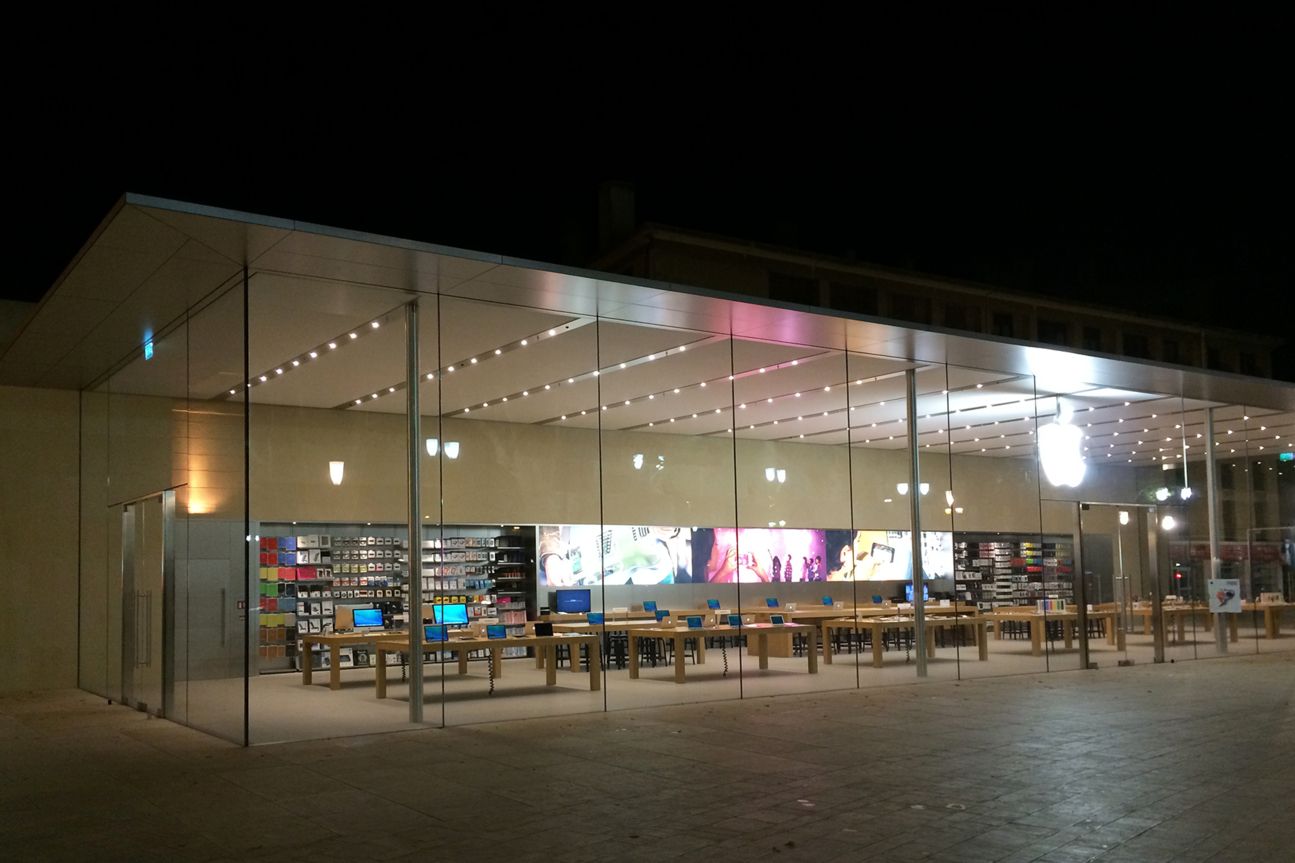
[[73, 208, 1295, 745]]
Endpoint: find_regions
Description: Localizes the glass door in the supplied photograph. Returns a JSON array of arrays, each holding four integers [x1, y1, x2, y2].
[[119, 490, 175, 715]]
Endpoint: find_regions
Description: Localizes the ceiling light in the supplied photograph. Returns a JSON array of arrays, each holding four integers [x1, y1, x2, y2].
[[371, 393, 379, 399], [674, 388, 680, 394], [700, 381, 707, 388], [471, 358, 478, 364], [521, 339, 528, 346], [309, 351, 318, 358], [349, 332, 358, 340], [291, 360, 300, 367], [443, 441, 460, 459], [1160, 515, 1177, 530], [275, 368, 283, 375], [448, 365, 455, 372], [259, 375, 267, 382], [494, 349, 501, 355], [389, 387, 396, 393], [328, 342, 337, 350], [328, 461, 345, 485], [548, 329, 556, 336], [620, 363, 626, 369], [896, 483, 910, 495], [1155, 487, 1171, 501], [354, 399, 361, 405], [229, 389, 236, 395]]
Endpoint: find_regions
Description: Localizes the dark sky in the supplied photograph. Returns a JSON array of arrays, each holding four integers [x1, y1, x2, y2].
[[10, 20, 1293, 378]]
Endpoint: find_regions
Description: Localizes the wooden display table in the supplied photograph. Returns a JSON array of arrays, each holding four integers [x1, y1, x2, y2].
[[820, 615, 988, 667], [1242, 601, 1292, 639], [984, 608, 1122, 656], [300, 630, 408, 690], [626, 623, 818, 684], [371, 633, 601, 698]]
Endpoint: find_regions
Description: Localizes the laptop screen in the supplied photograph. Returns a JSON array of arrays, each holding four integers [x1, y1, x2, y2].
[[486, 624, 506, 639], [586, 612, 604, 625], [727, 614, 742, 627], [822, 596, 834, 606], [655, 609, 670, 621], [706, 599, 720, 609], [765, 597, 779, 608], [534, 622, 554, 636], [770, 614, 785, 625], [424, 624, 447, 642], [686, 616, 703, 629], [643, 600, 658, 612]]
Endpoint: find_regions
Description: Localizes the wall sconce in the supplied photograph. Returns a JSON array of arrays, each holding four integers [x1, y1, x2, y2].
[[944, 490, 955, 506], [1119, 510, 1130, 526], [765, 467, 786, 483], [632, 453, 644, 470], [328, 461, 345, 486], [426, 438, 460, 459], [896, 483, 929, 496]]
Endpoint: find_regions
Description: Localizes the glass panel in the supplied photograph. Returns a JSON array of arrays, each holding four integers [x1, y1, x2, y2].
[[438, 293, 603, 724], [180, 285, 247, 742], [598, 317, 739, 708], [845, 353, 923, 685], [247, 273, 415, 742], [1244, 404, 1294, 654], [949, 365, 1051, 678], [733, 332, 851, 698]]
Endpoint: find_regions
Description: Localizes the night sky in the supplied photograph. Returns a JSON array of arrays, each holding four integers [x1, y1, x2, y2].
[[10, 41, 1294, 380]]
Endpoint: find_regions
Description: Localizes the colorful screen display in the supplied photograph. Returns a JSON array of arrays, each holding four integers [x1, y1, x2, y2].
[[538, 525, 692, 586]]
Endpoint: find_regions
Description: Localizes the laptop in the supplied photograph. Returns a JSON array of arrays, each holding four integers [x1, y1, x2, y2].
[[486, 624, 507, 639], [770, 614, 786, 625], [706, 599, 720, 609], [765, 597, 779, 608], [643, 600, 658, 612], [587, 612, 605, 625], [655, 609, 670, 621], [534, 622, 554, 636], [686, 616, 703, 629], [727, 613, 742, 627], [424, 624, 448, 642], [822, 596, 834, 606]]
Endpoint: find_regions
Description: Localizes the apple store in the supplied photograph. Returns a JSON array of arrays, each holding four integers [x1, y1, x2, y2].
[[16, 195, 1291, 745]]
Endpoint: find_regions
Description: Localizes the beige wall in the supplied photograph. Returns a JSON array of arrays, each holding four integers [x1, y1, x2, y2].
[[0, 386, 80, 693]]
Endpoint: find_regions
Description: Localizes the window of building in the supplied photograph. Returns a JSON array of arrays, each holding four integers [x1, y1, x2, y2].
[[888, 293, 932, 324], [828, 282, 879, 315], [992, 312, 1014, 338], [1082, 326, 1103, 352], [1122, 332, 1150, 359], [1162, 338, 1180, 364], [767, 272, 819, 306], [1037, 319, 1069, 346], [1207, 346, 1231, 372], [944, 303, 979, 331]]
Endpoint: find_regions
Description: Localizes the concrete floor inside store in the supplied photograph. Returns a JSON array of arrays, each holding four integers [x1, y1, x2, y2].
[[4, 650, 1293, 862]]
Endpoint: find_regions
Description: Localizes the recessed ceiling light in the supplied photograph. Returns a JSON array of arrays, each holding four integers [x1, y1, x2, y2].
[[620, 363, 626, 369], [389, 387, 396, 393], [427, 373, 434, 380], [275, 368, 283, 375], [624, 400, 630, 406], [561, 415, 567, 420], [354, 399, 362, 405], [568, 378, 574, 384], [679, 345, 686, 352], [229, 389, 236, 395], [259, 375, 267, 382], [700, 382, 707, 388], [824, 386, 831, 392], [522, 390, 528, 396], [766, 397, 773, 403], [448, 365, 455, 372], [309, 351, 318, 358], [521, 339, 528, 346], [759, 367, 766, 373], [976, 383, 983, 389], [371, 393, 379, 399], [674, 388, 681, 394], [545, 384, 551, 390], [548, 329, 556, 336], [471, 358, 478, 364], [349, 333, 358, 339], [715, 408, 721, 413]]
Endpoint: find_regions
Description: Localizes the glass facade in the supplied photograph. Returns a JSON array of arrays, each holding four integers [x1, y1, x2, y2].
[[72, 208, 1295, 745]]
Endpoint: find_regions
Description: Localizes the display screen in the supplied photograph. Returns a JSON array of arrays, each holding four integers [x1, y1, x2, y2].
[[727, 614, 742, 627], [706, 598, 720, 609], [586, 612, 604, 624], [695, 527, 827, 583], [352, 608, 383, 628], [765, 597, 779, 607], [686, 616, 703, 629], [433, 603, 469, 625], [904, 584, 930, 603], [424, 624, 448, 642], [655, 609, 670, 621], [822, 596, 833, 606], [486, 624, 507, 639], [770, 614, 785, 625], [824, 530, 953, 581], [556, 589, 592, 614], [538, 525, 692, 585], [643, 600, 658, 612]]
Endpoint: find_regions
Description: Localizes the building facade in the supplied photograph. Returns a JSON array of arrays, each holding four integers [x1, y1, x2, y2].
[[0, 195, 1291, 746]]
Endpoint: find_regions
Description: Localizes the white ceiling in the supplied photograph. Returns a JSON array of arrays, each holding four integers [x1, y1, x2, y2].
[[5, 195, 1293, 470]]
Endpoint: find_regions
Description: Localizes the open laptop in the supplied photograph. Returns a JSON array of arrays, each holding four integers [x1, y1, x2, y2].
[[486, 624, 507, 639], [706, 599, 720, 610], [770, 614, 786, 625], [765, 597, 779, 608], [424, 624, 448, 642], [587, 612, 605, 625], [686, 616, 703, 629], [726, 613, 742, 627], [534, 622, 554, 636], [642, 600, 658, 612]]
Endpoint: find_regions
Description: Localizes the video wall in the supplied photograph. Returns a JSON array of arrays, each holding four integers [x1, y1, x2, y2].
[[537, 524, 953, 586]]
